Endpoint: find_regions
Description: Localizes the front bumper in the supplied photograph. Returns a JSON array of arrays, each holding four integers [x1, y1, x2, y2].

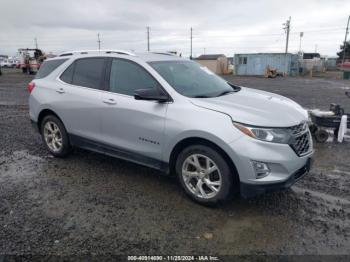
[[224, 131, 313, 198], [240, 157, 312, 198]]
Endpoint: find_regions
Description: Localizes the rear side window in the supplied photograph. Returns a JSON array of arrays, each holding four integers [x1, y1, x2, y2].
[[35, 59, 68, 79], [109, 59, 160, 96], [71, 58, 105, 89]]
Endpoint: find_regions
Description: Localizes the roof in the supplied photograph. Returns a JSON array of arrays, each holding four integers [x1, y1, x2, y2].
[[196, 54, 226, 60], [235, 53, 296, 56]]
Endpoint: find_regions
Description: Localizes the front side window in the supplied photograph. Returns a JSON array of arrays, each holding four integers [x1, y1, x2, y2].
[[35, 59, 68, 79], [149, 61, 236, 98], [71, 58, 105, 89], [109, 59, 160, 96]]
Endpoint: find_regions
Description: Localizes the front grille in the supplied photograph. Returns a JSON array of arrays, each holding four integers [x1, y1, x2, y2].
[[288, 122, 307, 136], [291, 132, 311, 156]]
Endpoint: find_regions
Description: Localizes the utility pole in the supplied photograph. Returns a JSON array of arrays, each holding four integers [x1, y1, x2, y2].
[[314, 44, 318, 53], [282, 17, 291, 76], [34, 37, 38, 49], [283, 17, 291, 54], [190, 27, 193, 60], [97, 33, 101, 51], [342, 15, 350, 65], [299, 32, 303, 54], [147, 26, 150, 51]]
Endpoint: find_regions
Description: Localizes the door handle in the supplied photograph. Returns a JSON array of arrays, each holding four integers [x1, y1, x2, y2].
[[56, 88, 65, 94], [103, 98, 117, 105]]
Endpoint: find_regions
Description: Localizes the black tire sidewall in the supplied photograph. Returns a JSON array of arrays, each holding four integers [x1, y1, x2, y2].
[[175, 145, 234, 205], [315, 129, 328, 143], [40, 115, 70, 157]]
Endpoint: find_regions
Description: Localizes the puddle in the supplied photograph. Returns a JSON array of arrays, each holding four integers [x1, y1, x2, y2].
[[332, 168, 350, 176], [0, 150, 45, 180], [293, 186, 350, 206]]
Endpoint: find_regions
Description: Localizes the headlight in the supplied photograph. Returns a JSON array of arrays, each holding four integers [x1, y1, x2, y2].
[[233, 122, 291, 144]]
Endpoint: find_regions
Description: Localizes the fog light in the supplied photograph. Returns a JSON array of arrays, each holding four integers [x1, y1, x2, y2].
[[251, 161, 270, 178]]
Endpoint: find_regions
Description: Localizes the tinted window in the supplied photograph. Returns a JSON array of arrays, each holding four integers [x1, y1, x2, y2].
[[109, 59, 159, 96], [60, 63, 74, 84], [35, 59, 67, 79], [71, 58, 105, 89]]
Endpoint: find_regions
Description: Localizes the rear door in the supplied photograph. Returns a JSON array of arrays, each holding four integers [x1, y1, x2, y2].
[[56, 57, 108, 143], [100, 58, 168, 165]]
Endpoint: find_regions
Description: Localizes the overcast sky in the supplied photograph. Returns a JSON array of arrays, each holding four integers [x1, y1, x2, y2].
[[0, 0, 349, 57]]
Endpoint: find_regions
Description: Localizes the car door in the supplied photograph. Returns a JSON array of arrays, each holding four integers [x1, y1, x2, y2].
[[100, 58, 169, 166], [56, 57, 107, 143]]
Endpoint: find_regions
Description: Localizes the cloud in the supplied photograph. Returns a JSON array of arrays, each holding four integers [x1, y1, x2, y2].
[[0, 0, 349, 57]]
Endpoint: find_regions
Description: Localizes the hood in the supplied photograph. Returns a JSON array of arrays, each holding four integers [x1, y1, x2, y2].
[[190, 87, 308, 127]]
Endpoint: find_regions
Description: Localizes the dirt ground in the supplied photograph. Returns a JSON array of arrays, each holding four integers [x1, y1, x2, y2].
[[1, 69, 350, 258]]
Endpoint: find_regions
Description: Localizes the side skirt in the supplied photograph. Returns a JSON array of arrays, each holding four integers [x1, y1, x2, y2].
[[69, 134, 170, 174]]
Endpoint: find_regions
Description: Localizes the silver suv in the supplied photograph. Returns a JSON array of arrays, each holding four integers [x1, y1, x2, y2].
[[28, 50, 313, 205]]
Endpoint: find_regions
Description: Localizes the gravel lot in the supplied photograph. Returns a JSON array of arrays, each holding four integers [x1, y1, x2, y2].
[[1, 69, 350, 257]]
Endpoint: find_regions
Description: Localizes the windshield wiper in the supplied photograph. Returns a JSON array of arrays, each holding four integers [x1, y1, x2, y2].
[[192, 95, 211, 98], [216, 90, 235, 97], [227, 82, 242, 91]]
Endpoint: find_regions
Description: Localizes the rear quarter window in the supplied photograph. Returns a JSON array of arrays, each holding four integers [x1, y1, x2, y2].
[[35, 59, 68, 79], [60, 62, 75, 84]]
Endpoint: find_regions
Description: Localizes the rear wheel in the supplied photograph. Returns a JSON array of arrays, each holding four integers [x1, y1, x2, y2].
[[41, 115, 71, 157], [176, 145, 235, 205]]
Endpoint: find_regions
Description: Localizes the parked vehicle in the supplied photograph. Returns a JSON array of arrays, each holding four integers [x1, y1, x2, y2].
[[28, 50, 313, 205], [18, 48, 45, 74], [0, 59, 15, 68]]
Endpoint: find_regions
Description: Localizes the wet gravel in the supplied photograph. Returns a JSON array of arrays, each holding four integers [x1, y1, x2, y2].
[[1, 69, 350, 257]]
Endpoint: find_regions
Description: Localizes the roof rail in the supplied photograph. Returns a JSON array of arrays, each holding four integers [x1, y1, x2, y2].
[[59, 49, 136, 57], [150, 52, 177, 56]]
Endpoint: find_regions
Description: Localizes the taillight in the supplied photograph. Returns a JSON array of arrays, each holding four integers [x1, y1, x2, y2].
[[27, 82, 35, 93]]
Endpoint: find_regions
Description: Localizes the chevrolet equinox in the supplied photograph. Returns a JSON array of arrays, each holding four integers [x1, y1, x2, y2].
[[28, 50, 313, 205]]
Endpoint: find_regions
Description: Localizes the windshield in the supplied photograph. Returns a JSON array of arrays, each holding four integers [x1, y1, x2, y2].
[[149, 60, 239, 98]]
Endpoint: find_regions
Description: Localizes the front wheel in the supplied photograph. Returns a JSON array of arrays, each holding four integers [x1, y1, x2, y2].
[[176, 145, 235, 205], [41, 115, 71, 157]]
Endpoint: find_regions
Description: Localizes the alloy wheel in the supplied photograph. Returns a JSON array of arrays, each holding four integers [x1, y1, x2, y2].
[[182, 154, 222, 199], [43, 121, 63, 152]]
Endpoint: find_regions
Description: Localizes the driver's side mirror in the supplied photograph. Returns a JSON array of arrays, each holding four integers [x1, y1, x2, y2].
[[134, 89, 170, 103]]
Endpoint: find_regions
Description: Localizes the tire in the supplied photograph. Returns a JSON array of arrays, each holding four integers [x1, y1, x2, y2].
[[175, 145, 235, 205], [314, 129, 329, 143], [40, 115, 71, 157]]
